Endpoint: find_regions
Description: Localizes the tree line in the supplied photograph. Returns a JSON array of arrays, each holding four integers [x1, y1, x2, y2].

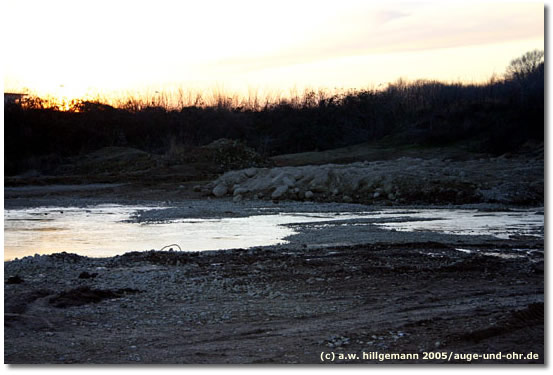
[[4, 50, 544, 176]]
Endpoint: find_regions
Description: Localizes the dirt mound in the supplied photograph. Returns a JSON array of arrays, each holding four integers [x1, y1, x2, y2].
[[184, 139, 271, 174]]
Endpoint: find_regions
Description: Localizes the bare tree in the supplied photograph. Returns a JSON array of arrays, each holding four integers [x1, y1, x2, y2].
[[506, 49, 544, 81]]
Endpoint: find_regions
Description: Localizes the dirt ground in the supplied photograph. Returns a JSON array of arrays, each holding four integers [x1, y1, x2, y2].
[[3, 142, 545, 364], [4, 240, 544, 364]]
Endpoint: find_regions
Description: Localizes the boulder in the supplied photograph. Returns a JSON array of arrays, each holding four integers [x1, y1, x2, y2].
[[244, 168, 257, 178], [212, 184, 228, 197], [271, 185, 289, 199], [234, 187, 249, 196], [282, 176, 295, 187]]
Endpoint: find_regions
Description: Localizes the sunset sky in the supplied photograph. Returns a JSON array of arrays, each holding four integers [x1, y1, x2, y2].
[[3, 0, 544, 102]]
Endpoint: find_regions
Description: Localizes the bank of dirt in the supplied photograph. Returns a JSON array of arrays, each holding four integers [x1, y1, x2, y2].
[[4, 241, 544, 364]]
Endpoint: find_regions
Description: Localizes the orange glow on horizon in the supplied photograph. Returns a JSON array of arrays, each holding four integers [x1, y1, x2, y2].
[[4, 1, 543, 103]]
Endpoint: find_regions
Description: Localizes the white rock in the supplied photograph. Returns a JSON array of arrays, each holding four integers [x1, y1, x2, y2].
[[373, 192, 380, 198], [212, 184, 228, 197], [271, 185, 288, 199], [292, 171, 304, 180], [271, 172, 285, 184], [234, 187, 249, 196], [244, 168, 257, 177], [282, 176, 295, 187]]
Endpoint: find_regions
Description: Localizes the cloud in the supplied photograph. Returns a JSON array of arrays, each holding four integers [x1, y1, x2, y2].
[[205, 2, 543, 75], [371, 9, 411, 24], [4, 0, 544, 94]]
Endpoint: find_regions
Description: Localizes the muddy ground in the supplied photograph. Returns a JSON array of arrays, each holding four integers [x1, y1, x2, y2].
[[3, 142, 545, 364], [4, 238, 544, 364]]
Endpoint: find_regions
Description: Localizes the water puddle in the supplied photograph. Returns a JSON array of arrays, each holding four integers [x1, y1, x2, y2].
[[3, 205, 543, 261], [455, 248, 537, 259], [3, 205, 367, 260], [372, 209, 544, 239]]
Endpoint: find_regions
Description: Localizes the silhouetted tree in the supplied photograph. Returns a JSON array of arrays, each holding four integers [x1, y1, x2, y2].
[[506, 49, 544, 81]]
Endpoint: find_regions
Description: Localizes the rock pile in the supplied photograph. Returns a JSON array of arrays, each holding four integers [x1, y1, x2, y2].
[[207, 156, 543, 205]]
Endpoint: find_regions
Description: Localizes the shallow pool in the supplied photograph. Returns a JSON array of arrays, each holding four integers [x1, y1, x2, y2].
[[3, 205, 544, 260]]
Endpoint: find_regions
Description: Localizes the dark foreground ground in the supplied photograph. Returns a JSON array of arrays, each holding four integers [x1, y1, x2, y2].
[[4, 241, 544, 364]]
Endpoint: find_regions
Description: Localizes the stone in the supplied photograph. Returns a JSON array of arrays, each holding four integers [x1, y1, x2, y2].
[[233, 194, 243, 203], [271, 185, 288, 199], [244, 168, 257, 178], [282, 176, 295, 187], [304, 191, 314, 199], [212, 184, 228, 197], [234, 187, 249, 196]]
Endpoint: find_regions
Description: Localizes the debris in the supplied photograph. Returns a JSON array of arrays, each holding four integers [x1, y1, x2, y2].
[[49, 286, 140, 308], [7, 275, 24, 284], [78, 272, 98, 279]]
